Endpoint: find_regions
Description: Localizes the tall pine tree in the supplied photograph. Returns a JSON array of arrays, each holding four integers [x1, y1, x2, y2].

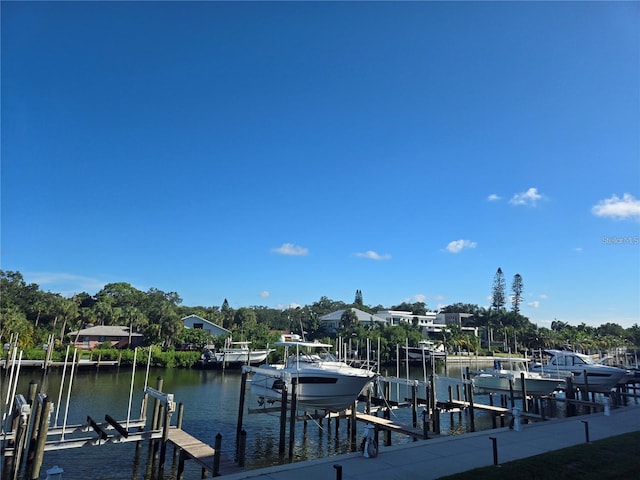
[[354, 289, 363, 306], [491, 268, 506, 312], [511, 273, 524, 314]]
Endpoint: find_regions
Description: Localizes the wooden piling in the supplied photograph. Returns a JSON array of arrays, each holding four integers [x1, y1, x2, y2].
[[11, 396, 30, 480], [581, 369, 590, 403], [213, 432, 222, 477], [411, 384, 418, 427], [520, 372, 529, 412], [238, 430, 247, 467], [434, 407, 441, 434], [489, 394, 497, 429], [151, 376, 163, 430], [25, 385, 43, 473], [350, 402, 357, 448], [176, 402, 184, 429], [566, 377, 575, 417], [158, 400, 172, 473], [288, 377, 298, 459], [508, 378, 515, 409], [236, 371, 248, 459], [383, 408, 391, 446], [467, 374, 476, 432], [28, 395, 51, 480], [278, 385, 287, 455]]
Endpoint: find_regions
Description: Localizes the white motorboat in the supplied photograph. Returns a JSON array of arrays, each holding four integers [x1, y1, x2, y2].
[[196, 341, 273, 369], [402, 339, 447, 361], [473, 358, 565, 396], [249, 335, 376, 412], [529, 350, 627, 393]]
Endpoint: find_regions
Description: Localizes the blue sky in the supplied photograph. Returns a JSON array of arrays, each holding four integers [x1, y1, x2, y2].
[[2, 2, 639, 328]]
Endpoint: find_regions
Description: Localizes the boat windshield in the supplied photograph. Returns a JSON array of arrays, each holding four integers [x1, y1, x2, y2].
[[575, 353, 597, 365], [553, 352, 597, 366]]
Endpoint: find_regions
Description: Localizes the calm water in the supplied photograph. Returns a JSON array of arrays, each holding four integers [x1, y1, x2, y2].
[[2, 358, 498, 480]]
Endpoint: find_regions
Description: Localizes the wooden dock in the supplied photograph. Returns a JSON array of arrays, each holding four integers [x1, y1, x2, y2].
[[355, 413, 426, 439], [168, 428, 243, 478], [0, 359, 120, 368]]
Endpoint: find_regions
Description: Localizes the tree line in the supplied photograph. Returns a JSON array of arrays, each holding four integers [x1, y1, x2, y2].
[[1, 270, 638, 364]]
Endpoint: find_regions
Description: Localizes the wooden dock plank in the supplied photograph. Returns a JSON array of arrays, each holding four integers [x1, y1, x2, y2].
[[168, 428, 244, 476], [356, 413, 425, 438], [168, 429, 217, 470], [444, 399, 508, 413]]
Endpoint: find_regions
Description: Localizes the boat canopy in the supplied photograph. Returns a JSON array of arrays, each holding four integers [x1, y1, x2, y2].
[[275, 334, 333, 349]]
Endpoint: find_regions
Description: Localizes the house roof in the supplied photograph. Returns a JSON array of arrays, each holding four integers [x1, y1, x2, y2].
[[320, 308, 387, 323], [181, 314, 231, 334], [68, 325, 143, 337]]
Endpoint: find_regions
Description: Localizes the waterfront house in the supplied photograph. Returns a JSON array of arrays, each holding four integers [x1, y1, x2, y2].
[[319, 308, 387, 333], [181, 314, 230, 337], [68, 325, 144, 350], [320, 308, 478, 340]]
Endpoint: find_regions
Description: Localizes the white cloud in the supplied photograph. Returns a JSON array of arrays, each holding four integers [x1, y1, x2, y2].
[[574, 247, 583, 253], [276, 302, 302, 310], [539, 294, 548, 300], [509, 187, 543, 206], [591, 193, 640, 220], [445, 239, 477, 253], [25, 271, 107, 296], [404, 294, 427, 303], [260, 291, 270, 298], [528, 301, 540, 308], [487, 194, 501, 201], [354, 250, 391, 260], [271, 243, 309, 256]]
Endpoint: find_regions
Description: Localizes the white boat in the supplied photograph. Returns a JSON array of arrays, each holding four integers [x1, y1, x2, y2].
[[249, 335, 376, 412], [196, 341, 273, 369], [529, 350, 628, 393], [402, 339, 447, 361], [473, 358, 565, 396]]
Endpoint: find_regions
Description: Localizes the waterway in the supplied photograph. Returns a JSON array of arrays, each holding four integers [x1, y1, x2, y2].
[[2, 357, 497, 480]]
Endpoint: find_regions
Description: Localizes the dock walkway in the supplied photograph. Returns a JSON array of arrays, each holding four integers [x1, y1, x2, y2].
[[218, 403, 640, 480]]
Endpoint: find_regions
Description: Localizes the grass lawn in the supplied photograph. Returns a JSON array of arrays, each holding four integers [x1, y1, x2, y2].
[[439, 431, 640, 480]]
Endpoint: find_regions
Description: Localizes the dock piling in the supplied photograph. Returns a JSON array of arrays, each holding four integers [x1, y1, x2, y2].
[[238, 430, 247, 467], [213, 433, 222, 476], [288, 377, 298, 460], [489, 436, 498, 465], [582, 420, 590, 443]]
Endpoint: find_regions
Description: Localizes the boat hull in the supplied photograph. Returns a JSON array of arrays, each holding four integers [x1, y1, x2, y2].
[[250, 366, 375, 412], [530, 356, 627, 393], [474, 374, 564, 396], [195, 349, 272, 369]]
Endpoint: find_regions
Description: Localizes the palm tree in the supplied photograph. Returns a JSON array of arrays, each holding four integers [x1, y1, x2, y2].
[[57, 297, 79, 343]]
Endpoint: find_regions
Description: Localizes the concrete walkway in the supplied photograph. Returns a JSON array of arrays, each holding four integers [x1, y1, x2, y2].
[[221, 403, 640, 480]]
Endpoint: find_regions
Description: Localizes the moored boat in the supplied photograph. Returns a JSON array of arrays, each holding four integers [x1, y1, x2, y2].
[[473, 358, 565, 396], [402, 339, 447, 361], [530, 349, 627, 393], [248, 335, 376, 412], [195, 341, 274, 369]]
